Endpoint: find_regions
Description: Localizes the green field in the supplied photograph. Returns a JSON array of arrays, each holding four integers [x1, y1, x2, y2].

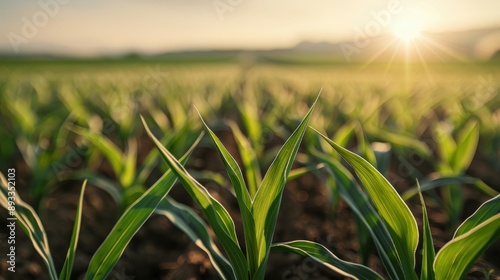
[[1, 59, 500, 279]]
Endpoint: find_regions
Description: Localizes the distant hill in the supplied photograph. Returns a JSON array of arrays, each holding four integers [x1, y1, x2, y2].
[[492, 49, 500, 60], [1, 26, 499, 63], [285, 26, 500, 62]]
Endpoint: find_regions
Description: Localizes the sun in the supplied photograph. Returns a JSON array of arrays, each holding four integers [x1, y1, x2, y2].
[[392, 19, 421, 42]]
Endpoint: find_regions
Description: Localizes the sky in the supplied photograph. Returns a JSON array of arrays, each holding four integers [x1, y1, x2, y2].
[[0, 0, 499, 56]]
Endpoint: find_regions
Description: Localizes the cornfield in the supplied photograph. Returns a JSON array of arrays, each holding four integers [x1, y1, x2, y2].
[[1, 60, 499, 279]]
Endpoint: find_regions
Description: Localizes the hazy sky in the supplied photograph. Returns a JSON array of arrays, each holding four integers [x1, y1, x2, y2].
[[1, 0, 499, 56]]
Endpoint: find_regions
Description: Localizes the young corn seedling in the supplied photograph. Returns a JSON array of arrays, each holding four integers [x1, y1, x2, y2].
[[313, 129, 500, 280], [69, 124, 139, 208], [433, 120, 481, 226], [2, 92, 75, 209], [0, 133, 206, 280], [232, 86, 292, 172], [228, 119, 323, 199], [380, 124, 497, 225], [234, 88, 265, 157], [141, 96, 384, 279], [307, 121, 392, 266], [0, 173, 87, 280], [83, 133, 205, 279]]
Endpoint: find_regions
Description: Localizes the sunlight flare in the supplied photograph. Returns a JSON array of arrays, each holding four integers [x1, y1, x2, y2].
[[392, 18, 422, 42]]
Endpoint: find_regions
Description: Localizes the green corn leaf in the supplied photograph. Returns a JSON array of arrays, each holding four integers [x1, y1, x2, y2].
[[71, 127, 137, 189], [418, 183, 435, 280], [16, 137, 37, 171], [199, 116, 258, 274], [353, 214, 374, 266], [52, 113, 74, 157], [168, 100, 189, 128], [156, 197, 235, 280], [315, 153, 404, 279], [366, 125, 431, 157], [189, 170, 227, 187], [136, 141, 160, 178], [433, 123, 456, 166], [84, 131, 202, 280], [252, 96, 318, 280], [121, 139, 137, 188], [237, 94, 262, 154], [402, 176, 499, 201], [122, 185, 146, 210], [167, 119, 201, 157], [434, 213, 500, 280], [323, 172, 342, 211], [287, 163, 324, 183], [7, 96, 37, 135], [271, 240, 384, 280], [199, 117, 253, 209], [315, 129, 418, 280], [59, 180, 86, 280], [440, 122, 480, 226], [136, 123, 188, 185], [355, 124, 377, 167], [333, 121, 356, 148], [136, 146, 162, 184], [58, 86, 91, 123], [69, 125, 123, 178], [451, 121, 479, 173], [0, 172, 58, 280], [142, 116, 248, 280], [228, 120, 262, 198], [454, 195, 500, 238], [73, 171, 122, 206]]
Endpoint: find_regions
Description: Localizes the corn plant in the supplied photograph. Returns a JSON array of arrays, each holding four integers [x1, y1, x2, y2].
[[0, 173, 86, 280], [313, 129, 500, 280], [141, 97, 385, 279], [391, 123, 498, 221], [83, 133, 203, 279], [69, 125, 139, 207], [228, 119, 323, 199], [433, 120, 481, 226], [69, 117, 233, 277], [0, 86, 75, 209], [0, 134, 206, 279], [306, 121, 393, 265]]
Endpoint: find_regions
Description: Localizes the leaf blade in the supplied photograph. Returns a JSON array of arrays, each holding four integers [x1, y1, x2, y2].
[[315, 152, 404, 279], [418, 183, 435, 280], [434, 213, 500, 280], [271, 240, 384, 280], [228, 120, 261, 198], [59, 180, 87, 280], [402, 176, 499, 201], [199, 117, 258, 274], [315, 129, 418, 280], [451, 121, 479, 173], [454, 195, 500, 238], [251, 96, 318, 279], [0, 173, 58, 280], [156, 197, 235, 279]]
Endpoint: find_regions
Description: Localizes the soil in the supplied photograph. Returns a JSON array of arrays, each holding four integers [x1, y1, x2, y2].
[[1, 130, 500, 280]]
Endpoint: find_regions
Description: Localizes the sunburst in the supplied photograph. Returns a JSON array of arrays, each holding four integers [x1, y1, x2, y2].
[[392, 18, 422, 42]]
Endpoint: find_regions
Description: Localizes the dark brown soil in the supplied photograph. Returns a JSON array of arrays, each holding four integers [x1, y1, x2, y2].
[[1, 131, 500, 280]]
